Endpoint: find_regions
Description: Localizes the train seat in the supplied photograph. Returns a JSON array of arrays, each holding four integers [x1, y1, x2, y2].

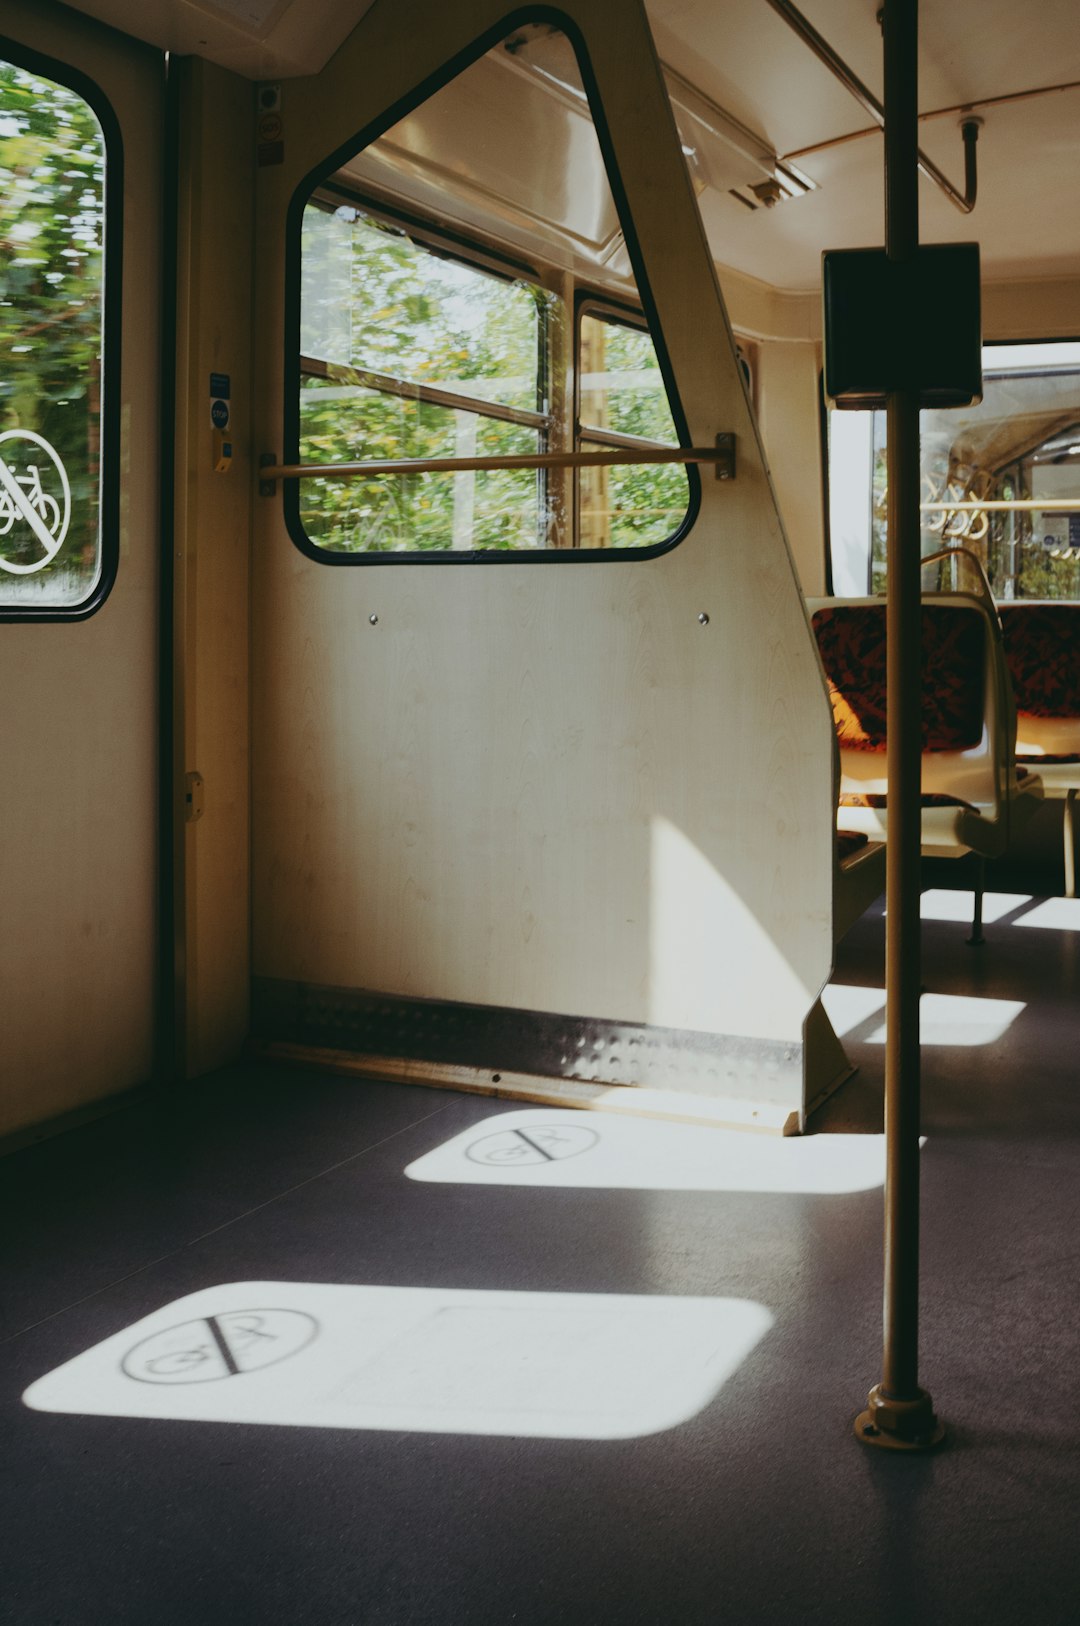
[[807, 593, 1044, 933], [998, 601, 1080, 895], [834, 827, 886, 940]]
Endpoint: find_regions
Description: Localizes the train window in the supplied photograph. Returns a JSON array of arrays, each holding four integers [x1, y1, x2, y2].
[[0, 52, 112, 615], [290, 20, 691, 560], [577, 303, 687, 549], [300, 200, 551, 552], [827, 341, 1080, 599]]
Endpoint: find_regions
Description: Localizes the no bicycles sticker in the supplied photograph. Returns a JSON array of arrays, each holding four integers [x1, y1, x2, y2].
[[0, 429, 71, 575]]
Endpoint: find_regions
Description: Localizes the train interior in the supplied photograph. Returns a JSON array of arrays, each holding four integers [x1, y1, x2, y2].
[[3, 0, 1079, 1618]]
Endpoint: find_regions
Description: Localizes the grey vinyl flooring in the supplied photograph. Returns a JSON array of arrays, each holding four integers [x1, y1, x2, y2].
[[2, 889, 1079, 1625]]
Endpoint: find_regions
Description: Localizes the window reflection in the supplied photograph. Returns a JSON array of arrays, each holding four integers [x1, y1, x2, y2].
[[0, 57, 105, 609]]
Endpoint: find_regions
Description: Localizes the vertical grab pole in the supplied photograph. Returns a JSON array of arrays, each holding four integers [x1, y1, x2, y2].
[[855, 0, 945, 1451]]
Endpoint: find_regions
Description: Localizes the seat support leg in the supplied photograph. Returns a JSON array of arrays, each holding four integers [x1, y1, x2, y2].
[[967, 854, 985, 946], [1065, 789, 1077, 900]]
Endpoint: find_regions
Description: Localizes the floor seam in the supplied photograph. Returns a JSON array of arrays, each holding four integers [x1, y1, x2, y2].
[[1, 1095, 460, 1350], [185, 1096, 459, 1245]]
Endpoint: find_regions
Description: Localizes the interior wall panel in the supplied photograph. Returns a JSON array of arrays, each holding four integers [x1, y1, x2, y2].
[[756, 339, 827, 594], [251, 0, 836, 1050], [0, 0, 161, 1137]]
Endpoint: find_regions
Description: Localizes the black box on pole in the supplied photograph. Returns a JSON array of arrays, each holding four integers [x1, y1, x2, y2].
[[822, 243, 982, 409]]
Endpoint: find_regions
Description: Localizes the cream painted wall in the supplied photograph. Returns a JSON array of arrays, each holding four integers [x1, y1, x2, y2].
[[753, 339, 826, 595], [250, 0, 837, 1066], [982, 277, 1080, 342], [0, 1, 161, 1138], [718, 268, 826, 594], [719, 270, 1080, 347]]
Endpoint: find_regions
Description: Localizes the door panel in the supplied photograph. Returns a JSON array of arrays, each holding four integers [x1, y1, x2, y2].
[[0, 0, 162, 1137]]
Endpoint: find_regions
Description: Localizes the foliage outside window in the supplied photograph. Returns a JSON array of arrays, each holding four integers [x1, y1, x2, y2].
[[0, 57, 106, 610], [297, 196, 689, 557], [577, 305, 687, 549], [292, 20, 690, 560], [300, 198, 551, 553]]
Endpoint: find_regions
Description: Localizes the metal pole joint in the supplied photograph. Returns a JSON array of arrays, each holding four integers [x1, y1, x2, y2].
[[856, 1384, 945, 1451]]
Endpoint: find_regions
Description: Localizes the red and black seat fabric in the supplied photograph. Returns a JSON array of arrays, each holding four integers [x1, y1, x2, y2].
[[1001, 604, 1080, 764], [811, 602, 985, 755]]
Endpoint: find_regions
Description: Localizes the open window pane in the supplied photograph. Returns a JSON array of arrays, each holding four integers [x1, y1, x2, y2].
[[0, 58, 106, 609], [292, 20, 690, 558], [301, 202, 544, 416], [578, 307, 687, 549]]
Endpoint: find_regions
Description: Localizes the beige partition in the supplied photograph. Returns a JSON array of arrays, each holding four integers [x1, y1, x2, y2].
[[251, 0, 839, 1121], [0, 0, 161, 1138]]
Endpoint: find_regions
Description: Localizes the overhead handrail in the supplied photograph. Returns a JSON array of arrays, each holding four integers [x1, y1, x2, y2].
[[258, 435, 737, 492], [921, 497, 1080, 544], [920, 498, 1080, 512], [763, 0, 980, 213]]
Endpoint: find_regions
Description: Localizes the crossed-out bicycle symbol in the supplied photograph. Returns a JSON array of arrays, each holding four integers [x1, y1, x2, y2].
[[0, 428, 71, 574], [121, 1309, 318, 1385]]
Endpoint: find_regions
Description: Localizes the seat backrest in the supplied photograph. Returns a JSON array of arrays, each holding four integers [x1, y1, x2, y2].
[[807, 594, 1013, 807], [999, 602, 1080, 759]]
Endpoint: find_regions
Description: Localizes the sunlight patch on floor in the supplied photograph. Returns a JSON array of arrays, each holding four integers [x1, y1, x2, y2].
[[915, 889, 1032, 923], [405, 1110, 886, 1193], [1013, 896, 1080, 932], [823, 984, 1025, 1046], [23, 1282, 773, 1441], [821, 983, 886, 1037]]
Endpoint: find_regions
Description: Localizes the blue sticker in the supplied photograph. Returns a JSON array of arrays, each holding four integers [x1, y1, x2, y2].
[[211, 399, 230, 430], [209, 372, 230, 399]]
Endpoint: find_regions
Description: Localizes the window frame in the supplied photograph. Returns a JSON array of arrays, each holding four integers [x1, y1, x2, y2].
[[822, 336, 1080, 601], [0, 35, 123, 623], [573, 290, 690, 551], [281, 6, 699, 568]]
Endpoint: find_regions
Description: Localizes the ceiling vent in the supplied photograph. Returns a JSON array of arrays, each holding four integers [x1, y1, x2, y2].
[[731, 160, 816, 211], [661, 66, 815, 209], [502, 28, 816, 212]]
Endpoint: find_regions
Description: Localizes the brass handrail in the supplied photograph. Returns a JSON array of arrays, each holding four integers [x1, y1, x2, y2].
[[763, 0, 979, 213], [921, 499, 1080, 512], [259, 435, 736, 491], [920, 543, 996, 606]]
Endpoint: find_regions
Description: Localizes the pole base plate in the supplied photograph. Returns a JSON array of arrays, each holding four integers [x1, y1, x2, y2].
[[855, 1383, 946, 1451]]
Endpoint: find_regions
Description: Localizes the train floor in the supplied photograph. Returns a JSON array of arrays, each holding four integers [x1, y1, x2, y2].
[[3, 888, 1080, 1625]]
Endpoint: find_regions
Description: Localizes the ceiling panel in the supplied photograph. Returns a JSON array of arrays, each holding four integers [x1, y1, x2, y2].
[[698, 81, 1080, 291], [647, 0, 879, 155], [57, 0, 376, 77], [648, 0, 1080, 289], [51, 0, 1080, 287]]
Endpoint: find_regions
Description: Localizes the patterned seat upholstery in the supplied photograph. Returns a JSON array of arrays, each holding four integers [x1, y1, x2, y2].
[[811, 603, 985, 753], [806, 595, 1044, 929], [1001, 603, 1080, 720], [998, 602, 1080, 896], [839, 792, 976, 810], [836, 828, 869, 862]]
